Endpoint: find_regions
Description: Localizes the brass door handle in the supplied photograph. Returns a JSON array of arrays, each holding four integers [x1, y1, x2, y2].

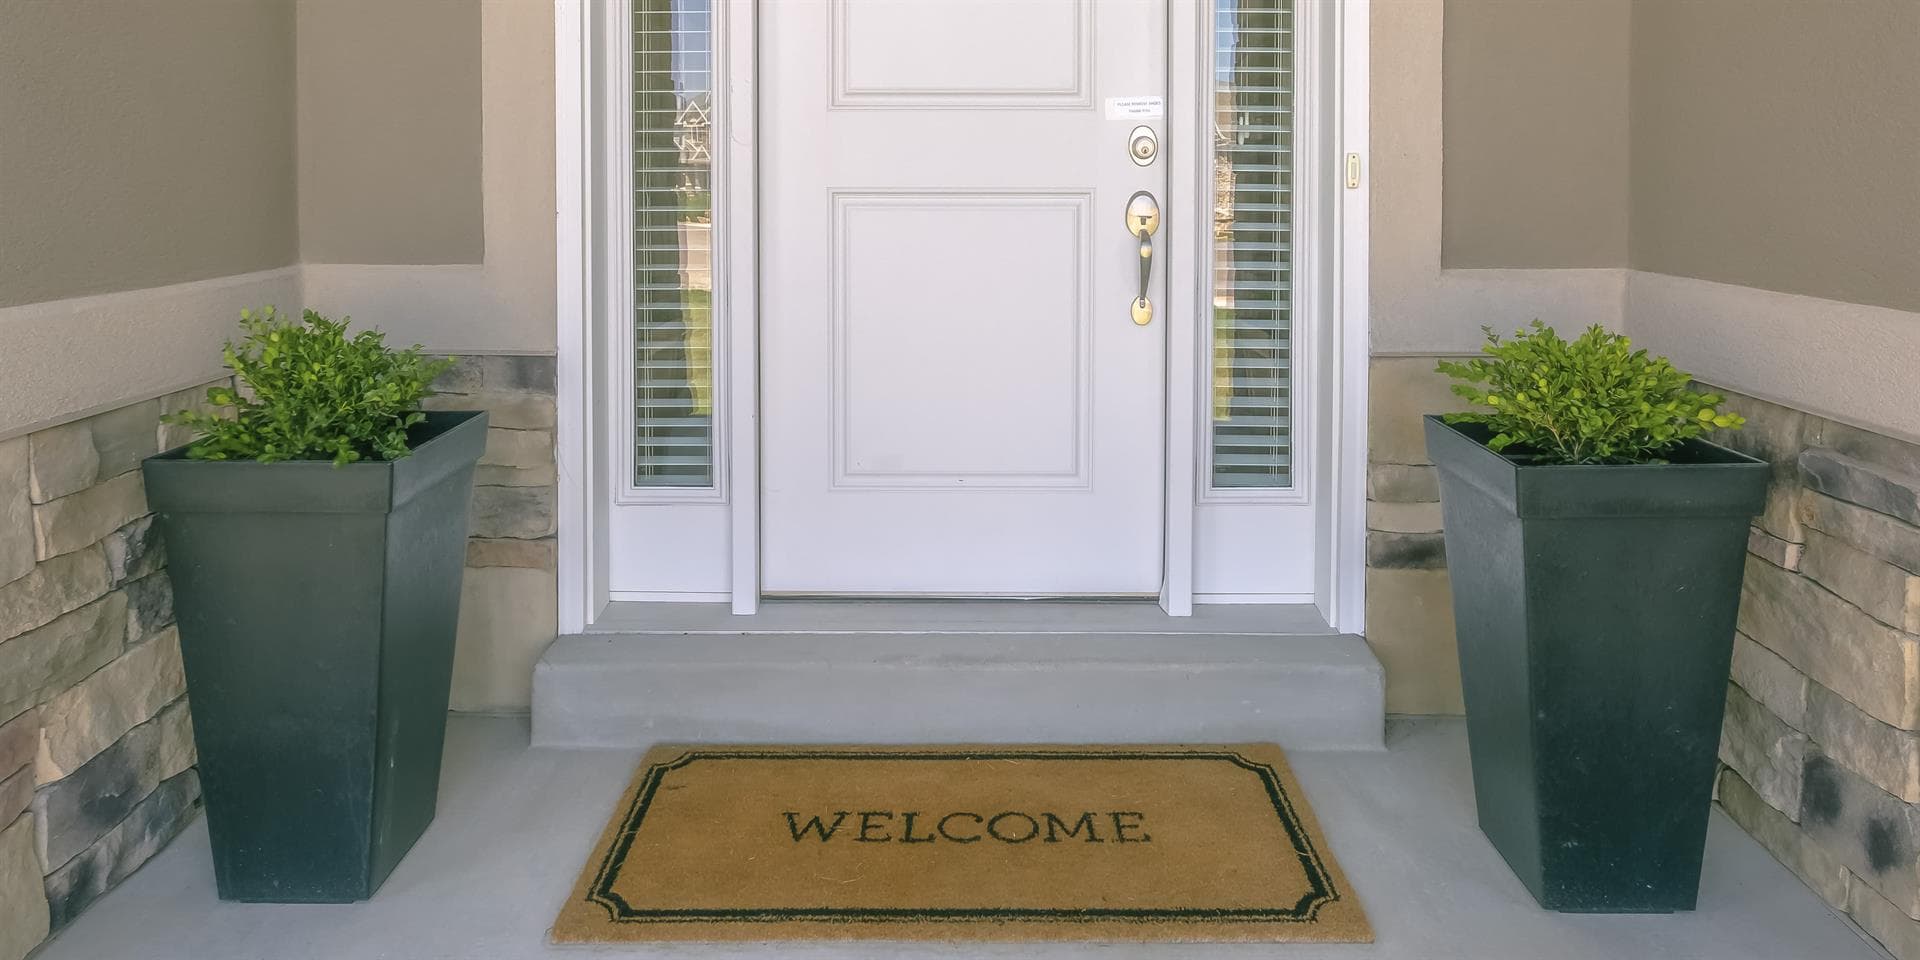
[[1134, 227, 1154, 325], [1125, 191, 1160, 326]]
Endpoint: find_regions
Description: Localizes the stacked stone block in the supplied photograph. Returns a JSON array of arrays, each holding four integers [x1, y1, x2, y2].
[[1363, 357, 1469, 715], [427, 355, 560, 712], [0, 385, 215, 960], [1710, 389, 1920, 960]]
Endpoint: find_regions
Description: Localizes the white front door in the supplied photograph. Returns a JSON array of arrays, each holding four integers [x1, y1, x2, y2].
[[761, 0, 1169, 596]]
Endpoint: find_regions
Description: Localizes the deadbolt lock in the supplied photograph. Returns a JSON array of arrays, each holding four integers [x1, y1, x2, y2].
[[1128, 125, 1158, 166]]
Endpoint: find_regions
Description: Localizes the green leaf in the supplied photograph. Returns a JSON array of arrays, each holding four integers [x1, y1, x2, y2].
[[1429, 320, 1740, 464], [160, 306, 455, 466]]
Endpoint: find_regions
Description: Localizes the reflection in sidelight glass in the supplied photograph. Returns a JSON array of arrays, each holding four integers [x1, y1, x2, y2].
[[1211, 0, 1293, 489], [633, 0, 714, 486]]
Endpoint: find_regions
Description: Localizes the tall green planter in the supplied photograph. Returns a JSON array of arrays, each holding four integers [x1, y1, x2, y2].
[[1424, 415, 1768, 912], [143, 411, 487, 902]]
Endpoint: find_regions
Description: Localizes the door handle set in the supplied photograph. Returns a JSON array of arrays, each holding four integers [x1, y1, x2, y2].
[[1125, 190, 1160, 327]]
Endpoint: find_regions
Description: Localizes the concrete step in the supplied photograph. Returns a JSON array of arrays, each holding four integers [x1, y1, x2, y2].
[[533, 604, 1385, 751]]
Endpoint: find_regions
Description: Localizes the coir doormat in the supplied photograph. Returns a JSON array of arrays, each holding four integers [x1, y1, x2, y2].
[[552, 744, 1370, 943]]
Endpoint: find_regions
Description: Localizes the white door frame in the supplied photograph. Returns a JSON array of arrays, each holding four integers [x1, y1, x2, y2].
[[553, 0, 1369, 632]]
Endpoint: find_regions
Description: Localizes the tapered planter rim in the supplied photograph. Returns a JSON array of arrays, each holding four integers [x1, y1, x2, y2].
[[1423, 414, 1768, 516], [145, 410, 487, 514]]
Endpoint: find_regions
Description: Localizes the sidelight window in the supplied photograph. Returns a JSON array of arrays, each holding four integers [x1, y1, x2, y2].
[[632, 0, 715, 486], [1210, 0, 1294, 489]]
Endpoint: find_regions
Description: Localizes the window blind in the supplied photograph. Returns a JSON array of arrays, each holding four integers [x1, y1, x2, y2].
[[1211, 0, 1293, 489], [633, 0, 715, 486]]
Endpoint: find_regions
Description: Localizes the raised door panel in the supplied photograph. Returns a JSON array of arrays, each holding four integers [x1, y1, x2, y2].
[[832, 193, 1091, 488], [833, 0, 1091, 106]]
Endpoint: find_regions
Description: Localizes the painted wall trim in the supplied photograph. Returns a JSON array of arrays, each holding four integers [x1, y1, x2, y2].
[[1627, 270, 1920, 445], [719, 0, 760, 615], [0, 266, 300, 443], [554, 0, 595, 634], [1370, 349, 1477, 359], [302, 263, 550, 354], [1367, 268, 1920, 449], [1163, 0, 1210, 617], [1373, 267, 1627, 353], [1324, 0, 1371, 634]]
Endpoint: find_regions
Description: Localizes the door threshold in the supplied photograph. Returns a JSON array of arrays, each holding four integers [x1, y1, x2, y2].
[[763, 593, 1162, 601], [585, 598, 1337, 637]]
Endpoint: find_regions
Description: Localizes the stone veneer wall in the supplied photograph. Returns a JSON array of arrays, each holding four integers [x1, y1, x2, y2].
[[1709, 389, 1920, 960], [1366, 357, 1920, 959], [427, 355, 560, 712], [1364, 357, 1469, 716], [0, 385, 215, 960], [0, 354, 557, 959]]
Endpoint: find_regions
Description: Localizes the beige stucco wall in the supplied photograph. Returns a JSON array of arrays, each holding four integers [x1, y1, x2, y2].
[[1441, 0, 1630, 269], [1371, 0, 1626, 355], [1443, 0, 1920, 306], [1623, 0, 1920, 444], [1630, 0, 1920, 314], [0, 0, 300, 442], [0, 0, 297, 308], [1620, 0, 1920, 441], [301, 0, 557, 354], [1424, 0, 1920, 440], [0, 0, 553, 440], [295, 0, 485, 265]]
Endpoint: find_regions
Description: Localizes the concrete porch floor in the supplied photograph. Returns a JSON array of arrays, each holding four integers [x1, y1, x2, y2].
[[34, 717, 1886, 960]]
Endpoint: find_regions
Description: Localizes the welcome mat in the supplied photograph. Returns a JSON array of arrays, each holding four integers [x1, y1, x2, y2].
[[553, 744, 1370, 943]]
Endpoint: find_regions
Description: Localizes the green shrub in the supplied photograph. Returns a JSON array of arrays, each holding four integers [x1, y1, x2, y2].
[[166, 307, 453, 465], [1435, 321, 1742, 465]]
